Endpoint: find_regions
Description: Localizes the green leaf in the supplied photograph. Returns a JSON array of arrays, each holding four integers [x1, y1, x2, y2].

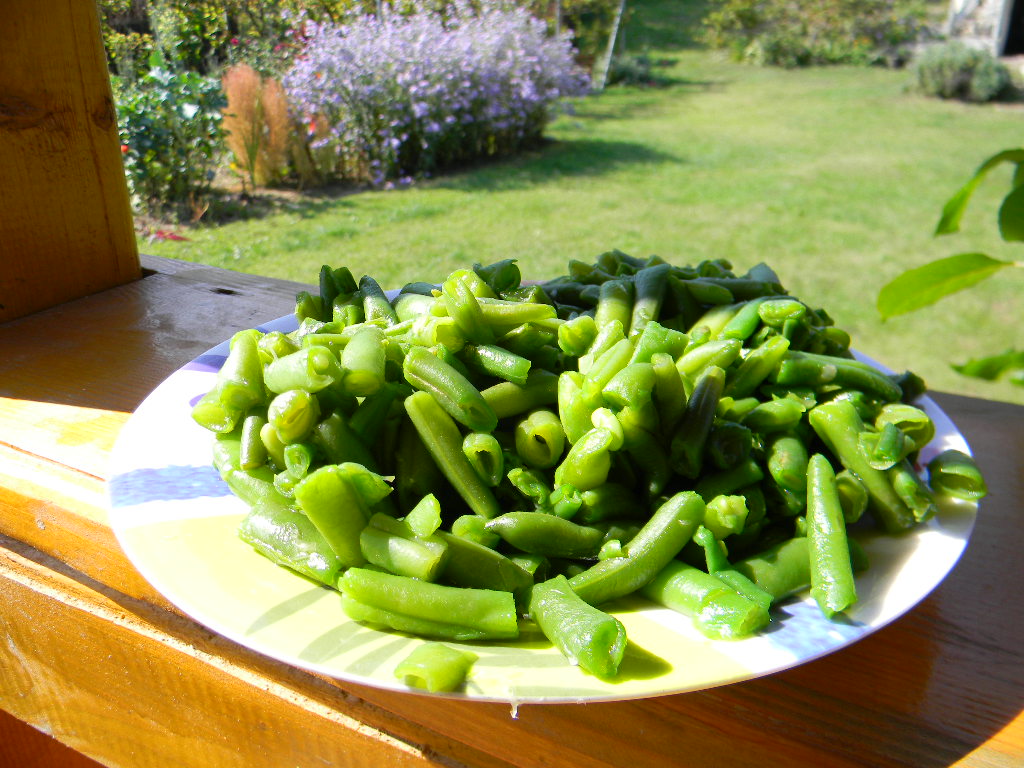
[[998, 182, 1024, 242], [936, 149, 1024, 236], [952, 348, 1024, 387], [877, 252, 1012, 319]]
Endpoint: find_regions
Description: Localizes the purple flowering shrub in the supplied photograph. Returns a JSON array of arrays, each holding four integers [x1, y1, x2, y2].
[[284, 1, 589, 185]]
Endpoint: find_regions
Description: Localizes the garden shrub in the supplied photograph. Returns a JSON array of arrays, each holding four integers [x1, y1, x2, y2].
[[222, 64, 292, 189], [911, 42, 1012, 103], [283, 0, 590, 185], [703, 0, 930, 68], [114, 52, 226, 217]]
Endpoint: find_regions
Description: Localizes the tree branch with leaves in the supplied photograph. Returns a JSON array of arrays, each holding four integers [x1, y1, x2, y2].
[[878, 150, 1024, 388]]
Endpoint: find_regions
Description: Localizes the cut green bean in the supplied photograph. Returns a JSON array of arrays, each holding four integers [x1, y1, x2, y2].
[[404, 390, 500, 519], [806, 454, 857, 617], [926, 449, 988, 500], [514, 409, 567, 469], [395, 642, 478, 693], [569, 491, 706, 606], [403, 345, 497, 433], [339, 568, 519, 641], [641, 560, 769, 640], [530, 575, 627, 679]]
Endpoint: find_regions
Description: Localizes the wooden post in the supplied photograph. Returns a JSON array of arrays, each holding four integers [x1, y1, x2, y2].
[[0, 0, 140, 323]]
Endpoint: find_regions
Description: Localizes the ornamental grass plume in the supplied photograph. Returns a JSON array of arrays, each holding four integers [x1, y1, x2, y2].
[[283, 0, 589, 185], [222, 64, 292, 189]]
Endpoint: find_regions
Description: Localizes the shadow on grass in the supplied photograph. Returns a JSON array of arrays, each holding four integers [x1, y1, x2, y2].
[[433, 136, 683, 193]]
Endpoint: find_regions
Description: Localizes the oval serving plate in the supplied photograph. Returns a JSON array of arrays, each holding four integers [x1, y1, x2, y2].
[[108, 313, 979, 704]]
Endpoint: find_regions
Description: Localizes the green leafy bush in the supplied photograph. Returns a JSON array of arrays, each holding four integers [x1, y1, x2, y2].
[[703, 0, 929, 68], [910, 42, 1012, 103], [114, 53, 226, 216]]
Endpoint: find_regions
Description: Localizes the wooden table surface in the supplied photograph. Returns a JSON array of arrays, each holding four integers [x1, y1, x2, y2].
[[1, 256, 1021, 768]]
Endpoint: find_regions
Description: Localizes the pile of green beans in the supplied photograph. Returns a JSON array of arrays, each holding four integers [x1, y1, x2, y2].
[[193, 252, 986, 689]]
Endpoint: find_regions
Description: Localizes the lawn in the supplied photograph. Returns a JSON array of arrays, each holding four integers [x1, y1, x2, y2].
[[145, 0, 1024, 404]]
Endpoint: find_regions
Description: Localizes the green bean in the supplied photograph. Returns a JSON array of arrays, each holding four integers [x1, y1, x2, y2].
[[360, 513, 449, 581], [554, 427, 616, 492], [263, 346, 342, 394], [486, 512, 605, 558], [549, 483, 583, 520], [641, 560, 769, 640], [450, 514, 501, 548], [239, 413, 268, 470], [514, 409, 567, 469], [706, 421, 754, 470], [773, 351, 903, 402], [530, 575, 627, 679], [477, 297, 559, 333], [926, 449, 988, 500], [629, 320, 688, 364], [434, 531, 534, 598], [557, 314, 598, 357], [675, 338, 742, 380], [575, 483, 645, 525], [766, 432, 809, 493], [259, 422, 287, 469], [808, 399, 915, 533], [723, 335, 791, 399], [858, 421, 911, 470], [461, 344, 532, 387], [403, 345, 497, 433], [806, 454, 857, 617], [601, 362, 656, 411], [741, 397, 806, 434], [758, 298, 806, 327], [404, 390, 500, 519], [704, 495, 749, 539], [312, 411, 379, 471], [694, 458, 765, 501], [461, 431, 504, 487], [268, 389, 320, 444], [732, 536, 812, 602], [558, 371, 601, 444], [719, 297, 770, 341], [569, 491, 706, 606], [474, 258, 521, 294], [889, 459, 938, 522], [835, 469, 868, 524], [339, 568, 519, 641], [593, 278, 634, 331], [292, 465, 376, 567], [691, 525, 773, 613], [507, 466, 553, 509], [578, 319, 626, 375], [875, 403, 935, 451], [629, 263, 672, 336], [406, 493, 443, 537], [359, 275, 399, 326], [481, 369, 559, 420], [341, 325, 387, 397], [394, 642, 478, 693], [239, 503, 343, 586], [670, 365, 726, 479], [650, 352, 687, 433]]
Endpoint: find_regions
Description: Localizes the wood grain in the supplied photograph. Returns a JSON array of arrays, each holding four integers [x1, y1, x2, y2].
[[0, 0, 139, 322]]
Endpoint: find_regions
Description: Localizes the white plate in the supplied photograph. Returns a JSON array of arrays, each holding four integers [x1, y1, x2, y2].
[[108, 314, 979, 703]]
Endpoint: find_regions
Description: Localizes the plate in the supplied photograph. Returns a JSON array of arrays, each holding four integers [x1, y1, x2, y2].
[[108, 313, 979, 704]]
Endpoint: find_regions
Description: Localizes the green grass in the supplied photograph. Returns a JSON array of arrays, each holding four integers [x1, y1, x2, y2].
[[145, 0, 1024, 404]]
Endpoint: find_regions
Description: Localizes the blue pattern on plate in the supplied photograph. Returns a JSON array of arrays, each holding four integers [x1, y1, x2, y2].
[[110, 465, 229, 507], [184, 354, 227, 373], [765, 599, 866, 656]]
